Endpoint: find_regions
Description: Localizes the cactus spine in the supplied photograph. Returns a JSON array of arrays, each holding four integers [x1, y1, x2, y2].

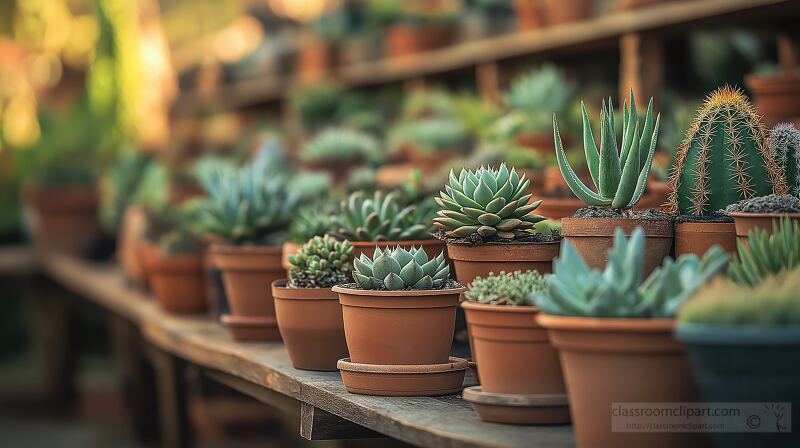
[[769, 123, 800, 196], [666, 86, 787, 215]]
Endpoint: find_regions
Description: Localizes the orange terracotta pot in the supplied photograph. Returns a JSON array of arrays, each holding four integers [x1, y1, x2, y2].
[[281, 241, 302, 272], [533, 196, 583, 220], [22, 184, 101, 255], [617, 0, 664, 10], [136, 240, 159, 291], [561, 217, 673, 277], [447, 242, 560, 286], [515, 132, 567, 157], [538, 315, 707, 448], [728, 211, 800, 241], [745, 74, 800, 125], [544, 0, 592, 25], [149, 251, 207, 314], [332, 285, 466, 365], [298, 35, 333, 82], [271, 280, 349, 371], [385, 24, 453, 58], [337, 357, 467, 397], [674, 221, 736, 257], [117, 205, 149, 286], [513, 0, 545, 31]]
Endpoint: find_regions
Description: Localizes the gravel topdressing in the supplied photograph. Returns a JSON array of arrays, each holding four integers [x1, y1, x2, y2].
[[725, 194, 800, 214], [572, 206, 672, 221]]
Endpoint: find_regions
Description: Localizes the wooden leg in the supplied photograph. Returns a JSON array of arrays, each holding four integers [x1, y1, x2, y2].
[[147, 345, 193, 448], [300, 402, 383, 441], [619, 32, 664, 107], [476, 62, 500, 106]]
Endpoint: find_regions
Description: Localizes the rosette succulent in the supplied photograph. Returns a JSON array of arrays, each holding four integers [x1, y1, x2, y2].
[[288, 236, 354, 288], [465, 270, 547, 306], [434, 163, 545, 240], [353, 246, 451, 290], [329, 190, 431, 242]]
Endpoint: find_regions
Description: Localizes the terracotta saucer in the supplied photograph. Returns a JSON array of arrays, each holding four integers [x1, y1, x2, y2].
[[220, 314, 282, 342], [462, 386, 571, 425], [337, 357, 468, 397]]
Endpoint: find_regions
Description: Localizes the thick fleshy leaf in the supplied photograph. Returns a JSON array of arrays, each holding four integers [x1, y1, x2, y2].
[[461, 207, 485, 219], [598, 106, 621, 199], [473, 180, 494, 206], [354, 257, 373, 276], [478, 226, 497, 236], [478, 213, 502, 226], [496, 218, 522, 230], [626, 114, 660, 208], [354, 273, 373, 289], [384, 272, 406, 290], [612, 120, 641, 209], [413, 275, 433, 290], [447, 225, 479, 237], [581, 102, 601, 189], [373, 251, 402, 279], [553, 116, 612, 207], [400, 261, 423, 286], [393, 247, 413, 267], [485, 197, 506, 214]]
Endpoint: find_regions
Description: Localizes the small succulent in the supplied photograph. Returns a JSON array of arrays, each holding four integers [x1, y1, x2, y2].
[[534, 227, 729, 318], [728, 217, 800, 286], [289, 204, 337, 244], [465, 270, 547, 306], [553, 90, 661, 210], [300, 128, 381, 163], [353, 246, 451, 290], [288, 236, 354, 288], [390, 118, 467, 154], [434, 163, 545, 240], [329, 190, 431, 242], [505, 64, 572, 134], [770, 122, 800, 196]]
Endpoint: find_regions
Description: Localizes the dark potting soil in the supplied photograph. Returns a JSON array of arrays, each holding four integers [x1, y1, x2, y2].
[[433, 229, 562, 246], [725, 194, 800, 213], [338, 279, 463, 292], [674, 212, 734, 224], [572, 206, 673, 221]]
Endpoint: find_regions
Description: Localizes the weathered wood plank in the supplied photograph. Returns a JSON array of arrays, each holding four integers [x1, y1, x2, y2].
[[300, 402, 384, 441], [0, 245, 38, 276]]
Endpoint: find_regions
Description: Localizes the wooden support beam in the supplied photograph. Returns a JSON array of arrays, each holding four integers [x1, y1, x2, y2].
[[146, 346, 193, 448], [299, 402, 384, 441], [619, 32, 664, 107], [476, 62, 500, 106], [203, 369, 300, 417]]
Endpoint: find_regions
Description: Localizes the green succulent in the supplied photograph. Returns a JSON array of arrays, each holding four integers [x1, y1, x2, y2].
[[353, 246, 451, 290], [288, 171, 333, 202], [291, 84, 346, 131], [553, 90, 661, 210], [465, 270, 547, 306], [159, 229, 202, 255], [505, 64, 572, 133], [770, 122, 800, 196], [289, 236, 354, 288], [300, 127, 382, 163], [289, 203, 338, 244], [329, 190, 431, 242], [535, 227, 729, 318], [434, 163, 545, 240], [390, 118, 467, 154], [728, 217, 800, 286]]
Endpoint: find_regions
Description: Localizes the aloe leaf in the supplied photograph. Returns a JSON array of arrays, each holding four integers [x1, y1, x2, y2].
[[554, 116, 612, 207], [612, 121, 641, 209], [581, 102, 601, 189], [626, 114, 660, 209], [598, 106, 622, 198]]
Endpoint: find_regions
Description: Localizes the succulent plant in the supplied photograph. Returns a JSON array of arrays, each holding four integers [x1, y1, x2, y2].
[[288, 236, 354, 288], [534, 227, 729, 318], [353, 246, 451, 290], [505, 64, 572, 134], [434, 163, 545, 240], [728, 217, 800, 286], [159, 229, 202, 255], [666, 86, 787, 215], [290, 84, 346, 131], [390, 118, 467, 154], [465, 270, 547, 306], [769, 122, 800, 196], [553, 90, 661, 210], [300, 128, 382, 163], [289, 203, 338, 244], [329, 190, 431, 242]]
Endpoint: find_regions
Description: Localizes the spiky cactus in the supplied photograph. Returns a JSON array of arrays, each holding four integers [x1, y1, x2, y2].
[[666, 87, 787, 215], [770, 122, 800, 196], [553, 90, 661, 210], [353, 246, 451, 290], [288, 236, 354, 288]]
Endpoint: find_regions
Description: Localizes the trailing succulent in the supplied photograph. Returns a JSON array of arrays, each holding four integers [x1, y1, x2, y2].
[[769, 122, 800, 196], [666, 86, 787, 215], [434, 163, 545, 240], [329, 190, 431, 242], [300, 127, 381, 163], [553, 90, 661, 210], [465, 270, 547, 306], [288, 236, 354, 288], [534, 227, 729, 318], [353, 246, 451, 290], [728, 217, 800, 286]]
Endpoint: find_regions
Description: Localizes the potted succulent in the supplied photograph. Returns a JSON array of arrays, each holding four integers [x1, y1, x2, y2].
[[434, 163, 557, 285], [283, 203, 337, 271], [290, 84, 347, 132], [389, 117, 468, 172], [667, 87, 787, 256], [727, 217, 799, 287], [299, 127, 382, 184], [381, 3, 457, 58], [553, 90, 672, 276], [535, 228, 728, 448], [461, 270, 569, 425], [271, 236, 352, 371], [771, 122, 800, 196], [745, 35, 800, 126], [196, 162, 298, 341]]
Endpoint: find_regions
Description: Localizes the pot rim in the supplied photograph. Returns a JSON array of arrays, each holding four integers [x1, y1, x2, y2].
[[209, 243, 282, 255], [561, 216, 674, 236], [461, 301, 539, 313], [220, 314, 278, 327], [675, 323, 800, 345], [675, 221, 735, 230], [271, 279, 339, 300], [348, 238, 442, 247], [332, 284, 466, 296], [726, 211, 800, 219], [337, 356, 468, 373], [446, 240, 561, 248], [537, 314, 674, 332]]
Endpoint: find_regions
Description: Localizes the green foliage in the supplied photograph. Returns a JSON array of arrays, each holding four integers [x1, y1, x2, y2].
[[159, 229, 202, 255], [553, 90, 661, 210], [300, 128, 381, 163], [769, 123, 800, 196], [143, 204, 201, 255], [100, 149, 152, 233], [504, 146, 544, 171], [728, 217, 800, 286], [453, 94, 500, 139], [535, 228, 729, 317], [465, 270, 546, 306], [434, 163, 544, 240], [288, 236, 354, 288], [353, 246, 450, 290], [329, 190, 431, 242], [390, 118, 466, 154], [290, 85, 346, 131], [505, 65, 572, 133], [289, 203, 337, 244], [288, 171, 333, 202]]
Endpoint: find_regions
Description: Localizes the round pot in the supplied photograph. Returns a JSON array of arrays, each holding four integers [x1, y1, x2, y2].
[[561, 217, 674, 277], [22, 184, 101, 255], [271, 280, 349, 371], [727, 212, 800, 241], [745, 74, 800, 125], [337, 357, 467, 397], [447, 241, 560, 286], [538, 315, 705, 448], [675, 221, 736, 257], [513, 0, 545, 31], [332, 285, 466, 365], [281, 241, 302, 272], [461, 302, 565, 395], [515, 132, 568, 157], [544, 0, 593, 25], [617, 0, 664, 10], [117, 205, 149, 286], [148, 251, 207, 314], [533, 196, 583, 220], [385, 24, 453, 57]]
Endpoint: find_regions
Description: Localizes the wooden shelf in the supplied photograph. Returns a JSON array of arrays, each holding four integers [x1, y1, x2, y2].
[[0, 245, 38, 276]]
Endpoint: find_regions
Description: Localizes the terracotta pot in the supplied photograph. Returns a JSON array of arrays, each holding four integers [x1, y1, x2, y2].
[[513, 0, 545, 31], [271, 280, 349, 371], [149, 251, 207, 314], [728, 211, 800, 241], [617, 0, 664, 10], [298, 35, 332, 81], [636, 180, 671, 211], [515, 132, 566, 157], [209, 244, 284, 341], [281, 241, 302, 272], [22, 184, 101, 255], [674, 221, 736, 257], [332, 285, 466, 365], [136, 240, 159, 291], [538, 315, 706, 448], [447, 242, 560, 286], [337, 357, 467, 396], [561, 217, 674, 277], [117, 205, 149, 286], [384, 24, 453, 58], [533, 196, 583, 220], [544, 0, 592, 25], [745, 74, 800, 125]]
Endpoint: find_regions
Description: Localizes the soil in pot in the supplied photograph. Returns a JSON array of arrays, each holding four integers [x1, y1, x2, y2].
[[539, 315, 707, 448], [337, 357, 467, 397], [22, 184, 101, 255], [271, 280, 349, 371], [149, 251, 207, 314], [446, 238, 560, 285], [544, 0, 592, 25], [726, 194, 800, 240], [674, 214, 736, 257]]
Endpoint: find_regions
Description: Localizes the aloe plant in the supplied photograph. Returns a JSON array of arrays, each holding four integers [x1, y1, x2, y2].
[[329, 190, 431, 242], [353, 246, 451, 290], [728, 217, 800, 286], [288, 236, 353, 288], [465, 270, 547, 306], [553, 90, 661, 210]]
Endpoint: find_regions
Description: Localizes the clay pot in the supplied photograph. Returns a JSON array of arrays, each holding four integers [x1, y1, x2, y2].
[[271, 280, 349, 371], [728, 211, 800, 241], [617, 0, 664, 10], [513, 0, 545, 31], [298, 34, 332, 82], [561, 217, 674, 277], [538, 315, 706, 448], [533, 196, 583, 220], [447, 242, 560, 286], [281, 241, 302, 272], [136, 240, 159, 291], [674, 221, 737, 257], [117, 205, 149, 286], [332, 285, 466, 365], [515, 132, 565, 157], [385, 24, 453, 58], [148, 251, 207, 314], [636, 180, 671, 211], [544, 0, 592, 25], [745, 74, 800, 125], [337, 357, 468, 396], [22, 184, 101, 255]]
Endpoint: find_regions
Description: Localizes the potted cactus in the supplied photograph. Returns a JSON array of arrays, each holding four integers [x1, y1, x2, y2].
[[299, 127, 382, 184], [553, 90, 671, 276], [535, 228, 728, 448], [461, 270, 569, 425], [196, 162, 298, 341], [283, 203, 337, 271], [667, 87, 787, 256], [271, 236, 352, 371]]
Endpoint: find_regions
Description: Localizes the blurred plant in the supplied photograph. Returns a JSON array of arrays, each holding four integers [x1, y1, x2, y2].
[[728, 217, 800, 286], [143, 203, 202, 255], [505, 64, 572, 134], [465, 270, 546, 306], [290, 84, 346, 131], [132, 160, 169, 211], [346, 167, 378, 193], [505, 146, 544, 171], [329, 190, 431, 242], [453, 94, 500, 139], [313, 2, 365, 43], [690, 31, 763, 93], [353, 246, 451, 290], [300, 127, 382, 163], [770, 123, 800, 196], [399, 89, 456, 120], [100, 148, 152, 233], [288, 235, 354, 288], [389, 118, 467, 155], [288, 203, 337, 244], [288, 171, 333, 202]]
